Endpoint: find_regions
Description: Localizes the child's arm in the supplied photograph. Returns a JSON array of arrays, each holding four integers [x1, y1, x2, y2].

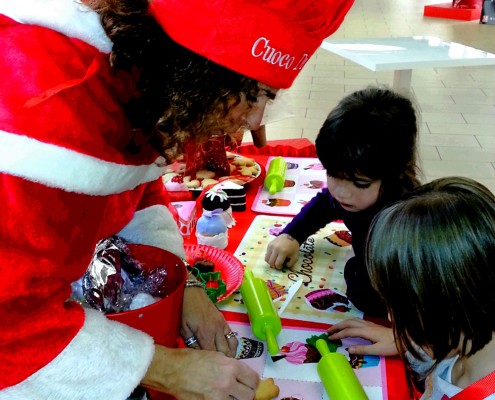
[[265, 189, 337, 269], [281, 188, 337, 244], [327, 318, 399, 356]]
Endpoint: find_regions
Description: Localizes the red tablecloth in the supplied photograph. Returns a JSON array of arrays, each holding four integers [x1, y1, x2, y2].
[[236, 138, 318, 158], [185, 140, 413, 400]]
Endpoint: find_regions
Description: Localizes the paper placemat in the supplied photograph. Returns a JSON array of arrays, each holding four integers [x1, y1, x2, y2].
[[231, 320, 386, 400], [219, 215, 363, 325], [251, 157, 327, 216]]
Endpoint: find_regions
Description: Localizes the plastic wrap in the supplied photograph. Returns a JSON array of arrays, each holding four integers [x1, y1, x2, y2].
[[73, 236, 168, 313]]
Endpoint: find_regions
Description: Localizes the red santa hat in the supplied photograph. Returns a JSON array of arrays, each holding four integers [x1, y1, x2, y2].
[[149, 0, 354, 89]]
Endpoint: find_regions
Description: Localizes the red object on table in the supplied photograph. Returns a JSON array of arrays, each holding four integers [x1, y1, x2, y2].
[[107, 244, 187, 400], [237, 138, 317, 158], [184, 139, 412, 400], [424, 2, 482, 20]]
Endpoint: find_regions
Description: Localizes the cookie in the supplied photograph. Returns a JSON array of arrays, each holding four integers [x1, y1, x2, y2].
[[183, 176, 201, 188], [201, 178, 219, 187], [196, 169, 216, 180], [239, 165, 259, 177], [193, 260, 215, 273], [232, 156, 255, 166], [254, 378, 280, 400]]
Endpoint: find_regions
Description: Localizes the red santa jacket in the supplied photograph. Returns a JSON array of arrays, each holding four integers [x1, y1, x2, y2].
[[0, 2, 184, 398]]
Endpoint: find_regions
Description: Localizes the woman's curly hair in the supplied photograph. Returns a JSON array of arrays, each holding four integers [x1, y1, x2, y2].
[[86, 0, 260, 161]]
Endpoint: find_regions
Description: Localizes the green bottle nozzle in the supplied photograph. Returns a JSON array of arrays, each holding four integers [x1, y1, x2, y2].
[[264, 156, 287, 195], [240, 270, 281, 354], [316, 339, 368, 400]]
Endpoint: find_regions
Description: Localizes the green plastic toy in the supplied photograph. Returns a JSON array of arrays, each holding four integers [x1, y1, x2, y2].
[[240, 270, 281, 354], [264, 156, 287, 195], [190, 268, 227, 303], [316, 339, 368, 400]]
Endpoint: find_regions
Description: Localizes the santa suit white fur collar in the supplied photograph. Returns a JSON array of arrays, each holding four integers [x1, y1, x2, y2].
[[0, 0, 168, 196], [0, 0, 112, 53]]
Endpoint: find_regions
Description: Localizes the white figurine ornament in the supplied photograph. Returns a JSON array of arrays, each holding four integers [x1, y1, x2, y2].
[[195, 188, 234, 249]]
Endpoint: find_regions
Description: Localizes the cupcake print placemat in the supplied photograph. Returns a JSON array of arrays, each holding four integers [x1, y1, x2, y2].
[[232, 320, 386, 400], [252, 157, 327, 216], [219, 215, 363, 325]]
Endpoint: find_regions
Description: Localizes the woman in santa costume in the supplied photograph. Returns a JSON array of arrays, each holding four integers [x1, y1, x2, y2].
[[0, 0, 353, 398]]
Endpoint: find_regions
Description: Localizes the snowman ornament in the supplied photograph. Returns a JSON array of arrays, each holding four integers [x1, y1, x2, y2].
[[195, 188, 234, 249]]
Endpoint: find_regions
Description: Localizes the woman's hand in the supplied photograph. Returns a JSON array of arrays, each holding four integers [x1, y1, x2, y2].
[[327, 318, 399, 356], [142, 346, 259, 400], [265, 233, 300, 269], [180, 284, 237, 357]]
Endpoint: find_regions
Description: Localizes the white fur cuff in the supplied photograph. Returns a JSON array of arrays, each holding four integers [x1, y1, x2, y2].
[[0, 308, 154, 400], [118, 205, 186, 259]]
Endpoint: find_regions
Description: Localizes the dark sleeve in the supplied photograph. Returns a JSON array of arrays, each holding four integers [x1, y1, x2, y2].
[[281, 188, 338, 244]]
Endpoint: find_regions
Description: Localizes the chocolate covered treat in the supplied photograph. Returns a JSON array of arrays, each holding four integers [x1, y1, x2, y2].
[[214, 181, 247, 212], [193, 259, 215, 273]]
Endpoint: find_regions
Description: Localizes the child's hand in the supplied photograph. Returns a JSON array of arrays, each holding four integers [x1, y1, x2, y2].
[[265, 233, 300, 270], [327, 318, 399, 356]]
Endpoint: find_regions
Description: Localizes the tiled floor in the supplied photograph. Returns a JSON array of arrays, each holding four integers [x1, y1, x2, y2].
[[245, 0, 495, 193]]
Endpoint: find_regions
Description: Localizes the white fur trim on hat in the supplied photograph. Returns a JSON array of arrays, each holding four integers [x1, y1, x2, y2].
[[0, 308, 154, 400], [0, 0, 112, 53]]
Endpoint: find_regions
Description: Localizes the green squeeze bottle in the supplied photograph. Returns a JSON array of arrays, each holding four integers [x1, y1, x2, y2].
[[240, 270, 282, 354], [316, 339, 368, 400], [264, 156, 287, 195]]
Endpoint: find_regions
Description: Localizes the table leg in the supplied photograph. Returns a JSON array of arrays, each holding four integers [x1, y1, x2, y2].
[[393, 69, 412, 93]]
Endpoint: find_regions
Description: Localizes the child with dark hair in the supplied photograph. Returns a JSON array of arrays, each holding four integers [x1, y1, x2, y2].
[[265, 86, 421, 317], [327, 176, 495, 399]]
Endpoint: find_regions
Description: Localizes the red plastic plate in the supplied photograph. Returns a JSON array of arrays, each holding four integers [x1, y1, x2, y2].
[[185, 244, 244, 302]]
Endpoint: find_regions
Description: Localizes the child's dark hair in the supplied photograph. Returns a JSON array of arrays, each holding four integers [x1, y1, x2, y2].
[[367, 176, 495, 365], [315, 86, 420, 201]]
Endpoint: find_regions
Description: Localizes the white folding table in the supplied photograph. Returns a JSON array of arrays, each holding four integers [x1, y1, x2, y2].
[[320, 36, 495, 92]]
